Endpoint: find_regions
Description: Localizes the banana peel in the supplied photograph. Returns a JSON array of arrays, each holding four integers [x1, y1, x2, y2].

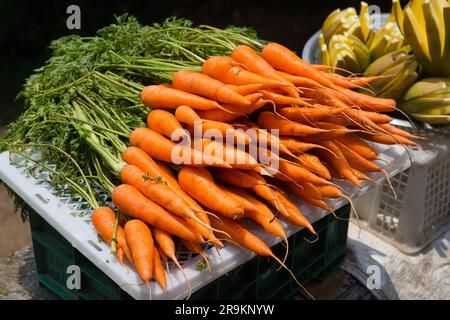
[[394, 0, 450, 76], [411, 113, 450, 124], [399, 77, 450, 123]]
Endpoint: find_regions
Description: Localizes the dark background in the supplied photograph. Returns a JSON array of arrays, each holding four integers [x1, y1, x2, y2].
[[0, 0, 395, 127]]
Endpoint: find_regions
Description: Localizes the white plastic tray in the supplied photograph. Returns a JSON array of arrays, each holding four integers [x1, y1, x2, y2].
[[0, 143, 410, 300]]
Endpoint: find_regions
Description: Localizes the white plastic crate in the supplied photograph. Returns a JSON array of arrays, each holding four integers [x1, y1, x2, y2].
[[354, 126, 450, 254], [0, 143, 408, 300]]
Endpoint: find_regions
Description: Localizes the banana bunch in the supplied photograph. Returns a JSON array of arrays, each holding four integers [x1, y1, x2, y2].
[[320, 2, 374, 73], [366, 11, 405, 60], [393, 0, 450, 76], [399, 77, 450, 124], [364, 46, 420, 99], [320, 34, 371, 74], [320, 2, 405, 74], [322, 7, 364, 43]]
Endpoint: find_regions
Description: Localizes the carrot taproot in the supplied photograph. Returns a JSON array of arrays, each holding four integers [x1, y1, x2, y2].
[[284, 181, 330, 210], [180, 239, 211, 272], [330, 86, 396, 112], [259, 90, 311, 107], [153, 228, 192, 296], [351, 168, 371, 181], [232, 45, 299, 97], [294, 153, 331, 180], [315, 141, 361, 187], [357, 132, 416, 145], [113, 184, 199, 242], [221, 185, 259, 214], [175, 105, 250, 144], [120, 164, 219, 240], [337, 134, 378, 160], [299, 122, 356, 142], [272, 188, 316, 234], [152, 245, 166, 291], [198, 139, 260, 170], [225, 83, 263, 95], [210, 214, 275, 256], [147, 109, 185, 142], [262, 42, 336, 89], [257, 112, 328, 136], [172, 70, 251, 107], [197, 98, 268, 122], [321, 72, 380, 89], [276, 159, 333, 186], [124, 219, 154, 282], [141, 85, 233, 111], [279, 105, 345, 123], [377, 124, 420, 140], [211, 168, 266, 188], [278, 136, 330, 154], [227, 186, 286, 239], [334, 141, 383, 173], [202, 56, 288, 89], [251, 184, 289, 216], [178, 166, 245, 219], [130, 128, 231, 168], [91, 206, 132, 265]]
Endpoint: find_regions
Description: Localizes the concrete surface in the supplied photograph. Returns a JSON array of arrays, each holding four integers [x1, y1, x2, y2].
[[0, 246, 42, 299], [0, 184, 32, 257], [0, 245, 373, 300]]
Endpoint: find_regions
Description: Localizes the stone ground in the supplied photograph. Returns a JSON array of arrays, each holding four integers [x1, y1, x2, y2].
[[0, 245, 374, 300], [0, 185, 32, 257]]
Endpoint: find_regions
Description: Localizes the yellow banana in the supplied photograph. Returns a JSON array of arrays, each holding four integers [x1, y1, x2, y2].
[[411, 113, 450, 124], [423, 0, 443, 71], [359, 1, 373, 42]]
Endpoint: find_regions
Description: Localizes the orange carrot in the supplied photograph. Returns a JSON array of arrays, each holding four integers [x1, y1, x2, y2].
[[211, 168, 266, 188], [279, 136, 331, 154], [262, 42, 336, 89], [284, 181, 330, 210], [228, 186, 286, 239], [315, 141, 361, 187], [210, 214, 275, 256], [257, 112, 328, 136], [178, 166, 245, 219], [120, 164, 214, 239], [113, 184, 199, 242], [334, 141, 384, 174], [251, 184, 289, 216], [357, 132, 416, 145], [279, 105, 345, 123], [130, 128, 231, 168], [172, 70, 251, 107], [175, 105, 250, 144], [152, 246, 166, 291], [225, 83, 264, 95], [152, 228, 191, 292], [294, 153, 331, 180], [259, 90, 311, 107], [202, 56, 288, 89], [124, 219, 154, 282], [197, 98, 268, 122], [91, 207, 132, 264], [147, 109, 184, 141], [331, 86, 396, 112], [378, 123, 420, 140], [140, 85, 229, 111], [272, 188, 316, 234], [276, 159, 332, 185], [232, 45, 299, 97], [198, 139, 260, 169], [337, 134, 378, 160]]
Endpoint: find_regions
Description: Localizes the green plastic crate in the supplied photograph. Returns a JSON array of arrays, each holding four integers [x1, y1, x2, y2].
[[27, 203, 350, 300]]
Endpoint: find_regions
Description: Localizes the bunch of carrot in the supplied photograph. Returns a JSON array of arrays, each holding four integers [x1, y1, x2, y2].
[[91, 42, 418, 296]]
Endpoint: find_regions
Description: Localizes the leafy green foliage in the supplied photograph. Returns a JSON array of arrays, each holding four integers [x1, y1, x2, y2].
[[0, 15, 263, 207]]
